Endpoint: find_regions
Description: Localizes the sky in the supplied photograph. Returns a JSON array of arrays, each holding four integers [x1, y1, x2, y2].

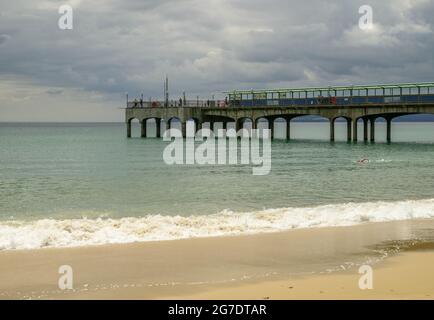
[[0, 0, 433, 121]]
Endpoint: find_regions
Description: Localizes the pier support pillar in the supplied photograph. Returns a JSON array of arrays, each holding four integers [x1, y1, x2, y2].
[[156, 119, 161, 138], [363, 118, 368, 142], [224, 122, 229, 134], [353, 118, 358, 142], [269, 119, 275, 140], [236, 119, 242, 136], [254, 119, 260, 135], [181, 122, 187, 138], [330, 118, 335, 142], [347, 119, 352, 142], [370, 118, 376, 142], [141, 119, 147, 138], [250, 120, 255, 138], [386, 117, 392, 143], [127, 121, 131, 138], [196, 121, 203, 135], [286, 118, 291, 141]]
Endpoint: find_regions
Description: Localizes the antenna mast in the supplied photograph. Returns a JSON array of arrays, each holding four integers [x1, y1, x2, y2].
[[165, 75, 169, 107]]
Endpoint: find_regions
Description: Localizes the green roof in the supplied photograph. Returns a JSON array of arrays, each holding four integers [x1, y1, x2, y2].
[[225, 82, 434, 95]]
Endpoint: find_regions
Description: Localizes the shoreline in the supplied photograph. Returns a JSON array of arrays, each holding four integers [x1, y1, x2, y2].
[[2, 198, 434, 251], [0, 219, 433, 299]]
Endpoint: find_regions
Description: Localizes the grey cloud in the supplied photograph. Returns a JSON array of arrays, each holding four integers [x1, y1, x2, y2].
[[0, 0, 433, 121], [46, 89, 63, 95], [0, 34, 11, 45]]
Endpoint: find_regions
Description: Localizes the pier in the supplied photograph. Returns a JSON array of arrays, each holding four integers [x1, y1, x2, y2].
[[125, 82, 434, 142]]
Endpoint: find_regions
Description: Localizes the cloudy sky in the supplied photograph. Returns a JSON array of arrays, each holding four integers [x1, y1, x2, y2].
[[0, 0, 433, 121]]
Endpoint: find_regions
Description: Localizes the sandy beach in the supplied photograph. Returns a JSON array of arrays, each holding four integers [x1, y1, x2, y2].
[[173, 250, 434, 300], [0, 219, 433, 300]]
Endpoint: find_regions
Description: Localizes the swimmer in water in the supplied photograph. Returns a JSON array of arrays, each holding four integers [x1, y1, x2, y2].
[[357, 158, 369, 164]]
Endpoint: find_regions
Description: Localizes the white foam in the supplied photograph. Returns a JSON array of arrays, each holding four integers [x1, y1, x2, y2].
[[1, 198, 434, 250]]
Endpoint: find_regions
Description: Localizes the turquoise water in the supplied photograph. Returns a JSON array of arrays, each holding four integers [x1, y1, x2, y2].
[[0, 122, 434, 249]]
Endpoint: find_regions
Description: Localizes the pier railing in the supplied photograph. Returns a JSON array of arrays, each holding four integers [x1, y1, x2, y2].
[[127, 100, 229, 108], [127, 82, 434, 109]]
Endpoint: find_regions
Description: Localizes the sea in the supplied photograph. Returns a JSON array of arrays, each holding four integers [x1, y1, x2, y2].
[[1, 121, 434, 250]]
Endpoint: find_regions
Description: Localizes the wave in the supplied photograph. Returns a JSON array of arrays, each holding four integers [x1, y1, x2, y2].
[[1, 198, 434, 250]]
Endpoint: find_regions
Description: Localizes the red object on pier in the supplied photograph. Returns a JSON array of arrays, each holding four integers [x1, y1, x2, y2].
[[331, 97, 337, 104]]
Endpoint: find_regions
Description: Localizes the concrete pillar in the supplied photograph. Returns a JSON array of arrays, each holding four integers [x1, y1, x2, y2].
[[386, 118, 392, 143], [193, 121, 203, 138], [269, 119, 274, 140], [255, 119, 260, 132], [141, 119, 147, 138], [156, 119, 161, 138], [347, 119, 352, 142], [220, 122, 227, 138], [370, 118, 376, 142], [353, 119, 358, 142], [286, 118, 291, 141], [196, 121, 202, 134], [330, 118, 335, 142], [127, 120, 131, 138], [363, 118, 368, 142], [236, 119, 242, 133], [181, 121, 187, 138]]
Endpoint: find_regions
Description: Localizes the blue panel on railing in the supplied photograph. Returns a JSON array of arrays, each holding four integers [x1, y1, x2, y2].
[[335, 98, 344, 105], [279, 99, 291, 106], [419, 95, 434, 103], [367, 97, 384, 104], [402, 95, 418, 103], [336, 98, 351, 105], [240, 101, 253, 107], [351, 97, 367, 104], [306, 98, 316, 105]]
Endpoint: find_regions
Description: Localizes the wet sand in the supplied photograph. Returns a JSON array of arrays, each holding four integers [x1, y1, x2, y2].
[[0, 219, 433, 300]]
